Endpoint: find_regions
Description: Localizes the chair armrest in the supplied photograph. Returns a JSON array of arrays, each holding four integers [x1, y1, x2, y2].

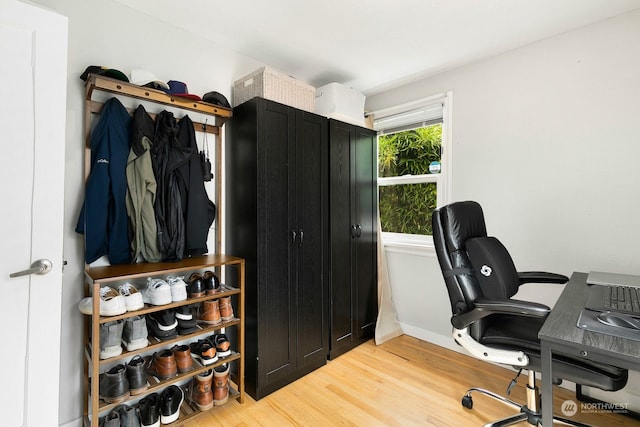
[[451, 298, 551, 329], [518, 271, 568, 285]]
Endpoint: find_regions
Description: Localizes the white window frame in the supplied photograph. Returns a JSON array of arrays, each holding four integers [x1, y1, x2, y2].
[[374, 91, 453, 254]]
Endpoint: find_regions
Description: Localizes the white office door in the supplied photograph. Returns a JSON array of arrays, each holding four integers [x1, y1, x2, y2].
[[0, 2, 67, 426]]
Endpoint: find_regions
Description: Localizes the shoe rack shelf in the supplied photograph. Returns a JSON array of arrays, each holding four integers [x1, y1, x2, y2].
[[82, 254, 245, 427]]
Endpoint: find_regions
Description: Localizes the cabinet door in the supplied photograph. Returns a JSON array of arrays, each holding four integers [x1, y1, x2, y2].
[[329, 120, 356, 355], [257, 100, 297, 386], [329, 121, 377, 358], [353, 127, 378, 339], [295, 111, 329, 368]]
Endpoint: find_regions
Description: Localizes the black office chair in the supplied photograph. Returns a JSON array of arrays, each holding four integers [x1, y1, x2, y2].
[[432, 201, 628, 427]]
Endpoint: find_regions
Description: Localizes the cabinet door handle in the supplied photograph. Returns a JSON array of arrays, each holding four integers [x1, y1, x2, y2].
[[299, 229, 304, 246], [356, 224, 362, 238], [351, 224, 357, 238], [291, 230, 297, 244]]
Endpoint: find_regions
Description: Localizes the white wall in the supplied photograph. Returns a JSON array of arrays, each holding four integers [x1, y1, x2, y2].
[[29, 1, 265, 425], [368, 9, 640, 407]]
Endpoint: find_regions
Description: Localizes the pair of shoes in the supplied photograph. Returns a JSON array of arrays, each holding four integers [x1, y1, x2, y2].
[[218, 296, 234, 321], [203, 270, 221, 295], [100, 316, 149, 358], [146, 310, 178, 341], [198, 299, 221, 325], [118, 282, 144, 312], [145, 349, 178, 380], [99, 364, 129, 403], [209, 333, 231, 358], [190, 339, 218, 366], [126, 355, 149, 395], [161, 385, 184, 424], [187, 273, 205, 298], [213, 363, 230, 406], [166, 275, 188, 302], [78, 286, 126, 316], [175, 304, 198, 334], [197, 297, 234, 324], [186, 369, 214, 411], [141, 278, 172, 306], [102, 403, 139, 427], [140, 387, 184, 425]]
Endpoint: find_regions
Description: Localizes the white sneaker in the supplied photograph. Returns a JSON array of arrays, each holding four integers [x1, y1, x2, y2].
[[141, 278, 172, 306], [78, 286, 126, 316], [166, 276, 188, 302], [118, 282, 144, 311]]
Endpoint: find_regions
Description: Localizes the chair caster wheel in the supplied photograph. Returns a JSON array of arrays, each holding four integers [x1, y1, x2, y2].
[[461, 395, 473, 409]]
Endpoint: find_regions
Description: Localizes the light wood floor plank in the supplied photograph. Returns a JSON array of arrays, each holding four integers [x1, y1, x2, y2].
[[183, 335, 640, 426]]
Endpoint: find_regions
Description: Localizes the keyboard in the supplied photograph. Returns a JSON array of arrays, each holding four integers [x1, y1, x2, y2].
[[585, 284, 640, 315]]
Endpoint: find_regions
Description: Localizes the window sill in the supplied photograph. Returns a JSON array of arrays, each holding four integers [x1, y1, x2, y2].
[[382, 239, 437, 257]]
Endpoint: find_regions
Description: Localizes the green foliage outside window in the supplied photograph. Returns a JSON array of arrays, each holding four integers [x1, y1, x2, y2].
[[378, 125, 442, 235]]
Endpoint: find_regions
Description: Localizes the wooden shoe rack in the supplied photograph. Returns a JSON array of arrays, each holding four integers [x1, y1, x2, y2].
[[82, 76, 244, 426], [83, 255, 245, 426]]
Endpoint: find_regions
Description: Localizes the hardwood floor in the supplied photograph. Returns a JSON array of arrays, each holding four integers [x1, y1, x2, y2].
[[184, 335, 640, 426]]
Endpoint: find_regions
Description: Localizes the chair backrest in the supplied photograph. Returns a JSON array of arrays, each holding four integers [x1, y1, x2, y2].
[[432, 201, 520, 317]]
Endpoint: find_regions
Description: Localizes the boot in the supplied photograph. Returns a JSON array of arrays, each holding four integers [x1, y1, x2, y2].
[[126, 355, 148, 395], [199, 299, 221, 325], [189, 369, 214, 411], [99, 364, 129, 403], [213, 363, 230, 406], [172, 344, 194, 373], [218, 296, 234, 321]]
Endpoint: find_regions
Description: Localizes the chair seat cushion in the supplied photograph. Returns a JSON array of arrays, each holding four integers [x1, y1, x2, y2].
[[480, 314, 628, 391]]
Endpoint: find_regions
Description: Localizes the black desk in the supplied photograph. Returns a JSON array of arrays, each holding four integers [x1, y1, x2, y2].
[[538, 272, 640, 426]]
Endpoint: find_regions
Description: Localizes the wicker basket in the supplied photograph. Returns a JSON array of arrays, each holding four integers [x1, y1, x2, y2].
[[233, 67, 315, 112]]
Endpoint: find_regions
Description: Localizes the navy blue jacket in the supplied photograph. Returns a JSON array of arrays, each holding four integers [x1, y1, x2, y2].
[[76, 97, 131, 264]]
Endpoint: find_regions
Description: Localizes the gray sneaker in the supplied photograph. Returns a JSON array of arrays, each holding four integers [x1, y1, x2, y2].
[[100, 320, 123, 359], [102, 410, 120, 427], [122, 315, 149, 351], [115, 404, 141, 427]]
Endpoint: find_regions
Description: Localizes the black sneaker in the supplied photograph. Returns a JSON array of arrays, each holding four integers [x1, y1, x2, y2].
[[138, 392, 161, 427], [210, 333, 231, 357], [175, 304, 198, 335], [146, 310, 178, 341], [161, 385, 184, 424], [189, 339, 218, 366]]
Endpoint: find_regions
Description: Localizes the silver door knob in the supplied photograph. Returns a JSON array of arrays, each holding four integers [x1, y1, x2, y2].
[[9, 259, 53, 278]]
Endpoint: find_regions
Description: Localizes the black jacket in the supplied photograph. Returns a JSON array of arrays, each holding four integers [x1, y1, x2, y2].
[[176, 115, 216, 256], [152, 111, 192, 261]]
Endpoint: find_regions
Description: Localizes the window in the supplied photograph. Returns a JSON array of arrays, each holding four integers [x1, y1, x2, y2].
[[373, 92, 452, 248]]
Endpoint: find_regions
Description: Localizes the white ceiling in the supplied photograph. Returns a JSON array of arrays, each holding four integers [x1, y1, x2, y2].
[[115, 0, 640, 95]]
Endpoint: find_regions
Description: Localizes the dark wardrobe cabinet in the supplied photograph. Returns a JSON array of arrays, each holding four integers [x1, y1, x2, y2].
[[226, 98, 329, 400], [328, 119, 378, 359]]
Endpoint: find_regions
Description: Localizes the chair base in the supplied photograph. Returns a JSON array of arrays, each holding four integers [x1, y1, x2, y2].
[[463, 375, 591, 427]]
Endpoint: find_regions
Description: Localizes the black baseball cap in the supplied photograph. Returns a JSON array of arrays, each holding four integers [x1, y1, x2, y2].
[[80, 65, 129, 82]]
